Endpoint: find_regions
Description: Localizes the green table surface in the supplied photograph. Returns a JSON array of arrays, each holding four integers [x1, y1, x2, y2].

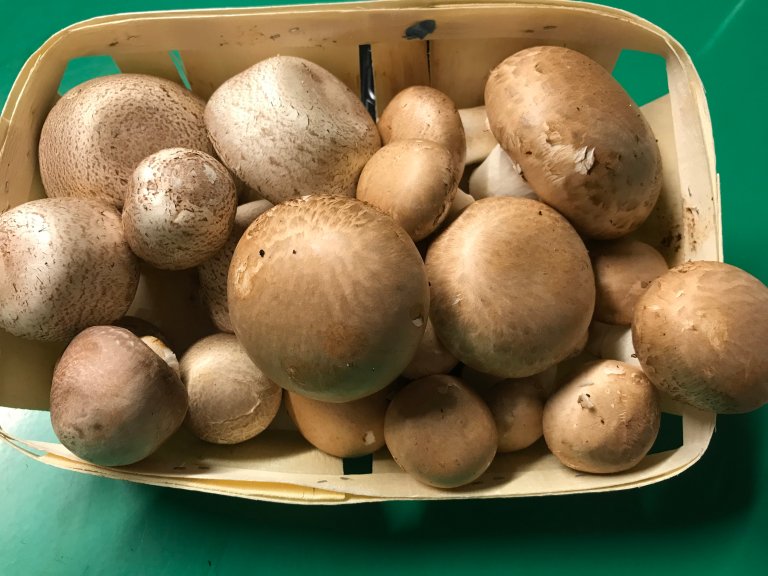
[[1, 1, 766, 574]]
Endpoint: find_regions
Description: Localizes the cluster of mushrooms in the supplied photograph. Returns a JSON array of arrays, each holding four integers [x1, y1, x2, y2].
[[1, 46, 766, 490]]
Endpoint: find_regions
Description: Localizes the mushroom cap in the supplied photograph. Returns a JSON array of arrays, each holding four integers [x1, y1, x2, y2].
[[0, 198, 139, 341], [484, 46, 662, 239], [180, 333, 281, 444], [50, 326, 188, 466], [356, 139, 457, 241], [485, 378, 544, 453], [401, 317, 458, 380], [378, 86, 466, 181], [543, 360, 660, 474], [384, 375, 497, 488], [591, 239, 668, 325], [122, 148, 237, 270], [198, 200, 274, 332], [632, 261, 768, 413], [205, 55, 380, 204], [228, 195, 429, 403], [425, 196, 595, 378], [39, 74, 212, 209], [285, 387, 389, 458]]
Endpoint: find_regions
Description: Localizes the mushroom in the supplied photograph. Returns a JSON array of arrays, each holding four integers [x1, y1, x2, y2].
[[0, 198, 139, 341], [485, 378, 545, 453], [633, 261, 768, 414], [140, 336, 180, 376], [198, 200, 274, 332], [378, 86, 466, 181], [179, 333, 281, 444], [284, 386, 390, 458], [228, 195, 429, 403], [356, 139, 457, 241], [468, 144, 537, 201], [122, 148, 237, 270], [384, 375, 497, 488], [459, 106, 498, 165], [590, 239, 669, 325], [39, 74, 212, 209], [543, 360, 660, 474], [401, 317, 458, 380], [205, 55, 380, 204], [484, 46, 662, 239], [426, 197, 595, 378], [50, 326, 188, 466]]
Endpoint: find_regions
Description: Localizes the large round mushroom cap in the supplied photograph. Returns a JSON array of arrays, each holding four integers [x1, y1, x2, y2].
[[228, 195, 429, 403], [205, 55, 380, 204], [39, 74, 212, 209], [425, 196, 595, 378], [484, 46, 662, 239], [0, 198, 139, 341], [50, 326, 188, 466], [633, 261, 768, 413]]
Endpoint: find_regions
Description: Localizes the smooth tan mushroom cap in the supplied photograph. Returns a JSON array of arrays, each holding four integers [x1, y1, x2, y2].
[[205, 55, 380, 204], [356, 139, 457, 241], [122, 148, 237, 270], [384, 375, 497, 488], [50, 326, 188, 466], [633, 261, 768, 414], [180, 333, 281, 444], [39, 74, 212, 209], [0, 198, 139, 341], [228, 195, 429, 403], [285, 387, 389, 458], [486, 378, 544, 453], [401, 317, 458, 380], [378, 86, 466, 181], [426, 196, 595, 378], [485, 46, 662, 239], [543, 360, 660, 473], [591, 239, 668, 325], [198, 200, 274, 332]]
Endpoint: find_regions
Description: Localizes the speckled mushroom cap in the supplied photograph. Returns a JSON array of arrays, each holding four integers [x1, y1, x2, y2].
[[205, 55, 380, 204], [0, 198, 139, 341], [425, 196, 595, 378], [633, 261, 768, 414], [228, 195, 429, 403], [39, 74, 212, 209], [198, 200, 274, 332], [122, 148, 237, 270], [50, 325, 188, 467], [484, 46, 662, 239]]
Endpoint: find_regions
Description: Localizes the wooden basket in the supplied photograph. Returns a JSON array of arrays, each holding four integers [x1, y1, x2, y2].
[[0, 0, 719, 504]]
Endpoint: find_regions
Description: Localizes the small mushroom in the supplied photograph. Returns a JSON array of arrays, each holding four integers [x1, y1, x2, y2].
[[426, 197, 595, 378], [356, 139, 457, 241], [590, 239, 669, 325], [205, 55, 380, 204], [228, 196, 429, 403], [468, 144, 537, 201], [401, 317, 459, 380], [459, 106, 498, 165], [122, 148, 237, 270], [378, 86, 466, 181], [543, 360, 660, 473], [198, 200, 274, 332], [39, 74, 212, 209], [50, 326, 188, 466], [633, 261, 768, 413], [179, 333, 281, 444], [385, 375, 497, 488], [485, 378, 545, 453], [284, 387, 390, 458], [0, 198, 139, 341]]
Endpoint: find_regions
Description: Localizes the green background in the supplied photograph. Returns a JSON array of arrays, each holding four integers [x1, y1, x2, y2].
[[1, 1, 766, 574]]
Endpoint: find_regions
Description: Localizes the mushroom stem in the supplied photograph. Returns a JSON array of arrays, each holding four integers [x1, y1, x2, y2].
[[459, 106, 498, 165], [468, 144, 537, 201]]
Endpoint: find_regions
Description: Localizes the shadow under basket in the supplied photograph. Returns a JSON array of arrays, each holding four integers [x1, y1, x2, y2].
[[0, 0, 720, 504]]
